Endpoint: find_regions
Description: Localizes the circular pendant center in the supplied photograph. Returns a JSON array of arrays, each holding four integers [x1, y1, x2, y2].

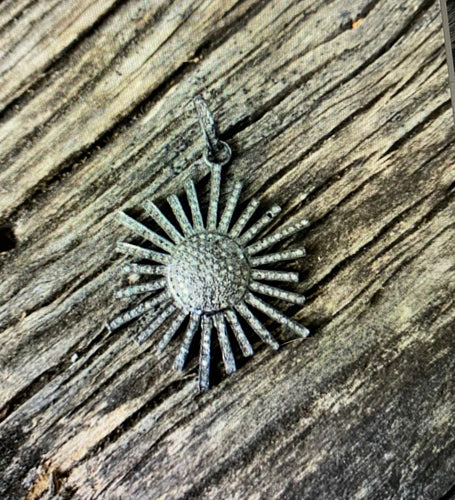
[[166, 232, 250, 313]]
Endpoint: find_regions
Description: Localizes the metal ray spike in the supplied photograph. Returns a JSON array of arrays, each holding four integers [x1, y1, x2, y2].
[[174, 313, 201, 370], [116, 278, 167, 298], [238, 204, 281, 245], [249, 281, 306, 305], [143, 200, 184, 244], [229, 198, 260, 238], [223, 309, 254, 357], [207, 164, 222, 230], [214, 313, 236, 374], [250, 269, 299, 283], [185, 180, 204, 232], [116, 241, 169, 263], [107, 290, 170, 331], [247, 218, 310, 255], [157, 311, 187, 353], [250, 247, 306, 267], [245, 292, 310, 338], [136, 303, 176, 345], [235, 302, 280, 350], [198, 316, 213, 392], [218, 181, 243, 234], [118, 211, 174, 253], [123, 264, 164, 276], [167, 194, 194, 236]]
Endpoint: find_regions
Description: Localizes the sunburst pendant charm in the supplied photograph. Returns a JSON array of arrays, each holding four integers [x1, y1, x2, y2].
[[108, 96, 310, 391]]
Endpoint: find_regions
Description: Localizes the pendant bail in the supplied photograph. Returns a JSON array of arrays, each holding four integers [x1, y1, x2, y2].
[[193, 95, 232, 167]]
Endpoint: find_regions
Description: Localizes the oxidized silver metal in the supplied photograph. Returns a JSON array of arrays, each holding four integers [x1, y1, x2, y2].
[[108, 96, 310, 392]]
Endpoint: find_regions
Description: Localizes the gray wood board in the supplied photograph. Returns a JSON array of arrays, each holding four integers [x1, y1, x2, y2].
[[0, 0, 454, 498]]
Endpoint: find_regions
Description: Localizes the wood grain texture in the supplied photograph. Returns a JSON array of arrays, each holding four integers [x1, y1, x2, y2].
[[448, 0, 455, 53], [0, 0, 454, 498]]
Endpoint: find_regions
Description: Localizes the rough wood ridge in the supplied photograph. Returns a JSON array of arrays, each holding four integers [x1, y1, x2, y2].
[[0, 0, 454, 498]]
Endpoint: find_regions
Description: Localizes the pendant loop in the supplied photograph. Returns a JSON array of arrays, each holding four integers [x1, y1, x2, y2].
[[193, 95, 231, 167]]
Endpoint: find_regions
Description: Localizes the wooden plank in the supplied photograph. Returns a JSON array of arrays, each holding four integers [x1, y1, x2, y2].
[[0, 0, 121, 108], [0, 0, 454, 498]]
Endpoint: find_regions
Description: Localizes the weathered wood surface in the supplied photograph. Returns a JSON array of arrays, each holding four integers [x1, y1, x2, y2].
[[0, 0, 454, 498], [449, 0, 455, 53], [444, 0, 455, 117]]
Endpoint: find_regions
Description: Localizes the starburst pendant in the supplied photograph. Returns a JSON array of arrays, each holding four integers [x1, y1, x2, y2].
[[108, 96, 310, 391]]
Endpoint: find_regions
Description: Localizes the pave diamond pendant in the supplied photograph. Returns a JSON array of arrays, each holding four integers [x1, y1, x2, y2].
[[108, 96, 310, 392]]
